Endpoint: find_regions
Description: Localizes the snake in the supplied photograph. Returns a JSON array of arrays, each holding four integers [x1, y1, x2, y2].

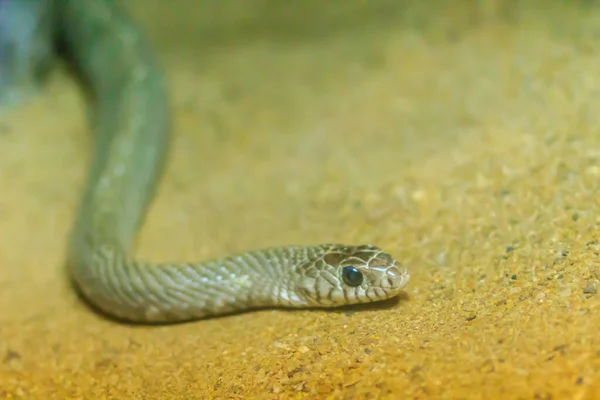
[[10, 0, 411, 323]]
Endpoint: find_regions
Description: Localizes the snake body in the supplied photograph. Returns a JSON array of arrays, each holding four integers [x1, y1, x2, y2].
[[51, 0, 411, 323]]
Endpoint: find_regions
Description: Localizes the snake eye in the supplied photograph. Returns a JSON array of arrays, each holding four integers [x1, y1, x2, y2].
[[342, 266, 363, 287]]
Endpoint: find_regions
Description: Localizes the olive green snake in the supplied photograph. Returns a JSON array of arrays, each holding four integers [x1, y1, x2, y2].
[[50, 0, 411, 323]]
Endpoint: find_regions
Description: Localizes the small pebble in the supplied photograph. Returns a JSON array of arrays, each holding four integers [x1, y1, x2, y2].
[[583, 282, 597, 295], [572, 213, 579, 221], [297, 346, 309, 353]]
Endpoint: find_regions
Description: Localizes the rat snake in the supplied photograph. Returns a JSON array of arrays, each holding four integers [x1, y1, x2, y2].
[[51, 0, 410, 323]]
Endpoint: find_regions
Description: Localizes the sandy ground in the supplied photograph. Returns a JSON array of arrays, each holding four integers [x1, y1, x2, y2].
[[1, 0, 600, 398]]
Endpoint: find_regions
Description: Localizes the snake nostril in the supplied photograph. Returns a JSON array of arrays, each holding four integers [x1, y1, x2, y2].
[[387, 277, 394, 287]]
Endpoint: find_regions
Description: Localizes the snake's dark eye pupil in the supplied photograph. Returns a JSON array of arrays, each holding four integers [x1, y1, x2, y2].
[[342, 266, 363, 287]]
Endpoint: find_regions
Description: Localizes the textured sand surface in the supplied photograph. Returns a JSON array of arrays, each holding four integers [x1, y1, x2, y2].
[[1, 1, 600, 398]]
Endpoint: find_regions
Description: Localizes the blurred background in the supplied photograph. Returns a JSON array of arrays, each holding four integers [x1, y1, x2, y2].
[[1, 1, 599, 398]]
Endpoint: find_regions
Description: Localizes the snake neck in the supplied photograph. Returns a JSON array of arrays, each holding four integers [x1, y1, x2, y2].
[[71, 243, 320, 323]]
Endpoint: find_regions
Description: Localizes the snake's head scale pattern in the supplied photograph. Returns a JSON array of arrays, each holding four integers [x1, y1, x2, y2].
[[294, 244, 410, 307]]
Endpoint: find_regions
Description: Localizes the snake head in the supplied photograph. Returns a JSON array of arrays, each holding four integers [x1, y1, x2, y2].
[[294, 244, 410, 307]]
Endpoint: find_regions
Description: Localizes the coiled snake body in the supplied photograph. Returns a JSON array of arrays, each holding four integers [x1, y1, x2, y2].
[[55, 0, 410, 323]]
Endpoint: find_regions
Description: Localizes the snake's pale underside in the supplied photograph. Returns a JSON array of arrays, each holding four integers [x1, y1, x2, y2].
[[28, 0, 411, 323]]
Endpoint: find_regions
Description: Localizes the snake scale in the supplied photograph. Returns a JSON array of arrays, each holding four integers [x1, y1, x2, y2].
[[12, 0, 411, 323]]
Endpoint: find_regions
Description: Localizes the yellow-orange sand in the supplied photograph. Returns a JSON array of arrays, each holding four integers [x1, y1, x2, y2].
[[1, 1, 599, 398]]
